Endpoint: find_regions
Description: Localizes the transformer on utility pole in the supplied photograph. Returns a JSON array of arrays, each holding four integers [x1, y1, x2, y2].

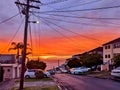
[[15, 0, 40, 90]]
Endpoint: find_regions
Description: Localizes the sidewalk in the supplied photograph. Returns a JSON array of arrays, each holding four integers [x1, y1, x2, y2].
[[0, 79, 57, 90], [0, 79, 15, 90]]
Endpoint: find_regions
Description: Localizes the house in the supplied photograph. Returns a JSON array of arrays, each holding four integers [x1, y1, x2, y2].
[[0, 54, 21, 81], [101, 37, 120, 71], [0, 63, 21, 81]]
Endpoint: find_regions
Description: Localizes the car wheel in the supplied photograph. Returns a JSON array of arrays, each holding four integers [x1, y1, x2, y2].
[[74, 72, 76, 74], [25, 75, 30, 79], [44, 74, 47, 78]]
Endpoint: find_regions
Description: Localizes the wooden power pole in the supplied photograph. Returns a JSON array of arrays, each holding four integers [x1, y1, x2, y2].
[[15, 0, 40, 90]]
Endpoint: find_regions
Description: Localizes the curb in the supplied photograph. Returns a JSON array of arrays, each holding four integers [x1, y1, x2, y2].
[[51, 76, 68, 90]]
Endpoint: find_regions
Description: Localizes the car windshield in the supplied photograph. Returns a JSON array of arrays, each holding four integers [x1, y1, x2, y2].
[[116, 67, 120, 70]]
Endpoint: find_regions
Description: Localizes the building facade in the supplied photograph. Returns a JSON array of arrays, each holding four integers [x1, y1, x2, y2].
[[0, 54, 21, 81], [101, 38, 120, 71]]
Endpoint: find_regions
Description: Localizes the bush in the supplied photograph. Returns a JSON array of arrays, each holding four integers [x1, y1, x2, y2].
[[35, 71, 44, 79]]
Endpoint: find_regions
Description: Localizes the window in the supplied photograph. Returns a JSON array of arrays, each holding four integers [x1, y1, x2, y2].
[[7, 69, 10, 72], [28, 70, 34, 72], [105, 45, 110, 49], [108, 54, 111, 58], [113, 43, 120, 48], [105, 46, 107, 49], [108, 45, 110, 49], [105, 55, 107, 58], [105, 54, 111, 58]]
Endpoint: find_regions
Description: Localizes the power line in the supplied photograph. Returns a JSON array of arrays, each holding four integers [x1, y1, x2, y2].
[[49, 0, 103, 10], [28, 23, 33, 55], [35, 15, 120, 27], [37, 23, 41, 56], [0, 13, 20, 25], [34, 15, 102, 43], [40, 0, 69, 6], [0, 18, 24, 53], [40, 18, 87, 50], [38, 13, 120, 20], [33, 4, 120, 13]]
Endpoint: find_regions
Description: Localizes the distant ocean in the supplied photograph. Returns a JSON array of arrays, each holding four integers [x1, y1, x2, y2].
[[43, 60, 66, 70]]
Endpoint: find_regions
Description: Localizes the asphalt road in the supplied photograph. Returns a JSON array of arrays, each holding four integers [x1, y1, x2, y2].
[[52, 74, 120, 90]]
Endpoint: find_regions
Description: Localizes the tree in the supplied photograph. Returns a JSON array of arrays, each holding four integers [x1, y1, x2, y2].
[[113, 54, 120, 67], [80, 53, 103, 68], [26, 60, 46, 70], [8, 42, 24, 59], [8, 42, 32, 63], [67, 58, 82, 68]]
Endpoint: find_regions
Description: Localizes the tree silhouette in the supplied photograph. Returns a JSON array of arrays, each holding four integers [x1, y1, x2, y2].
[[113, 54, 120, 68], [67, 58, 82, 68], [26, 60, 46, 70], [8, 42, 32, 63]]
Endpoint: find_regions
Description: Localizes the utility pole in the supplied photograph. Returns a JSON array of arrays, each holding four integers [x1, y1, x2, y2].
[[15, 0, 40, 90], [58, 60, 60, 67]]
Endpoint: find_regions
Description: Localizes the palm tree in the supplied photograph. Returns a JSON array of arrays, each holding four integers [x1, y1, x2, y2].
[[8, 42, 32, 63]]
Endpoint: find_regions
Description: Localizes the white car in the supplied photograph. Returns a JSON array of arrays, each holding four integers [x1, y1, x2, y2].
[[111, 67, 120, 77], [70, 67, 90, 74], [70, 67, 84, 74], [24, 69, 36, 79], [61, 69, 68, 73], [44, 71, 51, 77]]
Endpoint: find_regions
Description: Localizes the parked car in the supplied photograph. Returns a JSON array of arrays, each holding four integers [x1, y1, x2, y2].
[[47, 69, 55, 75], [61, 69, 68, 73], [70, 67, 90, 75], [80, 67, 91, 72], [111, 67, 120, 78], [70, 67, 83, 74], [44, 71, 51, 77], [24, 69, 47, 79], [24, 69, 36, 79]]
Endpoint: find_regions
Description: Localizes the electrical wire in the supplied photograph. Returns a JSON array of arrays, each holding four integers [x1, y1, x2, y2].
[[40, 0, 69, 6], [34, 15, 103, 43], [35, 15, 120, 27], [40, 18, 87, 50], [48, 0, 103, 10], [38, 13, 120, 21], [0, 13, 20, 25], [33, 4, 120, 13], [0, 18, 24, 53], [28, 23, 33, 55]]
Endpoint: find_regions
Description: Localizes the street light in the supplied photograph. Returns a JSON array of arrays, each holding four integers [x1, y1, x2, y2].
[[28, 21, 39, 24]]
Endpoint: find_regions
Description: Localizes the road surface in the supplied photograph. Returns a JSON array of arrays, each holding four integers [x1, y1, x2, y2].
[[52, 74, 120, 90]]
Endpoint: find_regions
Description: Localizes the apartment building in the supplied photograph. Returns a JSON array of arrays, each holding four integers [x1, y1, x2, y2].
[[101, 38, 120, 71]]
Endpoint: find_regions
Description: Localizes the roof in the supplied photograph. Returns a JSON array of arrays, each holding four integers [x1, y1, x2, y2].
[[88, 47, 103, 53], [103, 37, 120, 46], [0, 54, 16, 64], [0, 64, 18, 67]]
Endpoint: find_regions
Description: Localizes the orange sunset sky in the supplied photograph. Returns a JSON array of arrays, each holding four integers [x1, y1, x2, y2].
[[1, 0, 120, 62]]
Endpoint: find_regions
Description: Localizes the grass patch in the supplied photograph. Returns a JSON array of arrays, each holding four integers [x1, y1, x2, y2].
[[83, 71, 100, 75], [11, 86, 59, 90], [84, 71, 110, 75], [15, 78, 52, 82]]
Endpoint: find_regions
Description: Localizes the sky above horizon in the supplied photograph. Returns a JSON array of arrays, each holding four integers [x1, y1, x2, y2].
[[1, 0, 120, 61]]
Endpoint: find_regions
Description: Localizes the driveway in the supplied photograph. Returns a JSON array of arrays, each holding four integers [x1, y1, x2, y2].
[[0, 79, 56, 90], [15, 81, 56, 87], [0, 79, 15, 90]]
